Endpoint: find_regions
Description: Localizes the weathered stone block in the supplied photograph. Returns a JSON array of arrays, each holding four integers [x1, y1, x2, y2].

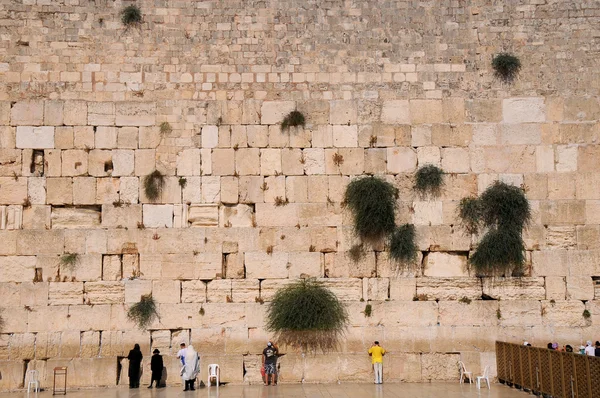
[[142, 205, 173, 228], [566, 276, 594, 300], [48, 282, 83, 305], [88, 102, 115, 126], [11, 101, 44, 125], [482, 278, 545, 300], [188, 204, 219, 227], [260, 101, 295, 125], [115, 102, 156, 126], [387, 147, 416, 173], [381, 100, 410, 124], [51, 207, 101, 229], [416, 278, 481, 301], [16, 126, 54, 149], [502, 98, 546, 123], [422, 252, 468, 277]]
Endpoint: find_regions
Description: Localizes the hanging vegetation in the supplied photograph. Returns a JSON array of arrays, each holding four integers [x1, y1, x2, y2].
[[280, 110, 306, 131], [265, 279, 348, 352], [143, 170, 164, 202], [121, 5, 142, 27], [414, 165, 444, 198], [127, 294, 158, 330], [492, 53, 521, 82], [389, 224, 418, 265], [458, 181, 531, 277], [343, 176, 398, 244]]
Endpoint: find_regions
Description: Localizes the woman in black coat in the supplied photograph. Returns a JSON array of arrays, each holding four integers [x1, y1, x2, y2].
[[127, 344, 143, 388], [148, 349, 164, 388]]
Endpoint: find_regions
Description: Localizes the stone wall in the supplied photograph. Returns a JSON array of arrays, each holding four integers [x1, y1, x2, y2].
[[1, 0, 600, 390]]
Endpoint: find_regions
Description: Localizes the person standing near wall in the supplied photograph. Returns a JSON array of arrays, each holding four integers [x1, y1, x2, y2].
[[182, 345, 200, 391], [148, 349, 164, 388], [368, 341, 386, 384], [127, 344, 143, 389], [262, 341, 279, 386]]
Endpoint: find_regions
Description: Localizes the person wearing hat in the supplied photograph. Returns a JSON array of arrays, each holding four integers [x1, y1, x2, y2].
[[585, 341, 595, 356], [148, 349, 164, 388], [262, 341, 279, 386], [368, 341, 386, 384]]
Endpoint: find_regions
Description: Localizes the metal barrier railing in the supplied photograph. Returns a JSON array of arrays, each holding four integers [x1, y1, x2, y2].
[[496, 341, 600, 398]]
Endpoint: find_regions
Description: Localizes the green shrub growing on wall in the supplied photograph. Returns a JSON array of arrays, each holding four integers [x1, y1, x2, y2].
[[492, 53, 521, 82], [127, 294, 158, 330], [344, 176, 398, 244], [121, 5, 142, 27], [414, 165, 444, 198], [266, 279, 348, 352], [281, 110, 306, 131], [389, 224, 418, 265], [60, 253, 80, 272], [143, 170, 164, 202], [458, 181, 531, 277]]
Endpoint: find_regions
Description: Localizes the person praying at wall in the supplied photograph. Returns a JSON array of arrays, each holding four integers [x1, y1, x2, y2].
[[148, 349, 164, 389], [127, 344, 143, 389], [182, 345, 200, 391]]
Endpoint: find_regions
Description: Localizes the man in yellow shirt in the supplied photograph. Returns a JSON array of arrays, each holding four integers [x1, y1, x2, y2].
[[368, 341, 386, 384]]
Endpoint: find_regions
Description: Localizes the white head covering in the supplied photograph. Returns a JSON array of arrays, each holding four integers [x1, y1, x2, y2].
[[587, 341, 593, 347]]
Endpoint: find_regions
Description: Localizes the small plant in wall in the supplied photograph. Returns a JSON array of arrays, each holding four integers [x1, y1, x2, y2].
[[60, 253, 80, 272], [280, 110, 306, 132], [458, 181, 531, 277], [583, 309, 591, 320], [414, 165, 444, 198], [343, 176, 398, 244], [492, 53, 521, 82], [127, 294, 158, 330], [266, 279, 348, 352], [363, 303, 372, 318], [159, 122, 172, 135], [143, 170, 164, 202], [120, 4, 142, 27]]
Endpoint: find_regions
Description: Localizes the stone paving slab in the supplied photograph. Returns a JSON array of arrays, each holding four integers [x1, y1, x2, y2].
[[0, 382, 529, 398]]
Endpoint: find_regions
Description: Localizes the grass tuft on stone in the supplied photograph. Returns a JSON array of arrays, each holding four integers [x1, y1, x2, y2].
[[121, 5, 142, 27], [127, 294, 158, 330], [414, 165, 444, 198], [266, 279, 348, 353], [478, 181, 531, 231], [143, 170, 164, 202], [492, 53, 521, 82], [458, 197, 483, 235], [60, 253, 80, 272], [344, 176, 398, 244], [281, 110, 306, 131], [389, 224, 418, 265]]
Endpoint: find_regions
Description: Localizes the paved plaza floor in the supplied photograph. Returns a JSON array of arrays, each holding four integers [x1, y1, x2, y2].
[[0, 383, 529, 397]]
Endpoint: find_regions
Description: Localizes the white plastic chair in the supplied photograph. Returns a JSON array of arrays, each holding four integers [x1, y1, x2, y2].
[[476, 365, 491, 389], [208, 363, 220, 388], [458, 361, 473, 384], [26, 369, 39, 394]]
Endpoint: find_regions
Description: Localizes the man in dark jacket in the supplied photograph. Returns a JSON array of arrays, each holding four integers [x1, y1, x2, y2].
[[148, 349, 164, 388], [127, 344, 143, 388]]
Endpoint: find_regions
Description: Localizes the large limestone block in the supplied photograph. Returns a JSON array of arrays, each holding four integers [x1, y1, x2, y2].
[[17, 126, 54, 149], [115, 102, 156, 126], [40, 358, 117, 388], [421, 353, 461, 381], [324, 251, 376, 278], [364, 277, 390, 301], [441, 147, 470, 173], [563, 97, 600, 121], [332, 125, 358, 147], [51, 207, 101, 229], [499, 301, 541, 327], [102, 255, 122, 281], [303, 148, 325, 174], [545, 276, 566, 300], [0, 256, 36, 282], [152, 280, 180, 304], [48, 282, 83, 305], [16, 230, 63, 255], [231, 280, 259, 303], [0, 282, 20, 307], [0, 177, 27, 204], [260, 101, 295, 124], [389, 278, 417, 301], [413, 201, 443, 226], [330, 100, 357, 125], [158, 253, 222, 280], [67, 304, 111, 331], [60, 254, 103, 282], [101, 204, 142, 229], [500, 124, 542, 145], [84, 281, 125, 304], [124, 279, 152, 303], [88, 102, 115, 126], [247, 125, 269, 147], [387, 147, 417, 173], [20, 282, 49, 308], [502, 98, 546, 123], [482, 277, 546, 300], [540, 200, 586, 225], [439, 301, 499, 327], [410, 100, 444, 124], [317, 278, 363, 301], [566, 276, 594, 300], [187, 204, 219, 227], [542, 300, 586, 327], [44, 101, 64, 126], [142, 204, 173, 228], [384, 353, 423, 382], [61, 149, 88, 176], [423, 252, 468, 277], [27, 306, 69, 332], [381, 100, 410, 124], [0, 360, 25, 390], [205, 279, 231, 303], [11, 101, 44, 125], [255, 203, 298, 227], [287, 252, 323, 278], [245, 252, 289, 279], [0, 149, 22, 176], [416, 278, 482, 301], [546, 225, 576, 249]]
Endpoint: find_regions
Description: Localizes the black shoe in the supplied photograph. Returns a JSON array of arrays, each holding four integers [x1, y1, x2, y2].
[[148, 385, 153, 389], [183, 388, 189, 391]]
